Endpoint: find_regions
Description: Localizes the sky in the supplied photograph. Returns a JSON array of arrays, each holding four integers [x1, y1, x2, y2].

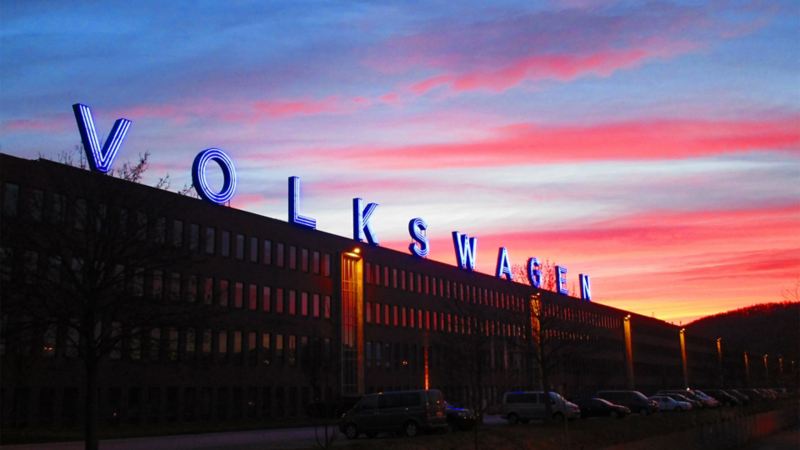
[[1, 0, 798, 324]]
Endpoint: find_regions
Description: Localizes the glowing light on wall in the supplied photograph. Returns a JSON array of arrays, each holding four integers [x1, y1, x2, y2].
[[555, 265, 568, 295], [527, 257, 542, 288], [408, 217, 429, 258], [72, 103, 131, 174], [623, 314, 635, 389], [452, 231, 477, 271], [679, 328, 688, 388], [579, 274, 591, 301], [353, 198, 379, 245], [423, 346, 430, 390], [288, 176, 317, 229], [743, 351, 751, 385], [192, 148, 237, 205], [496, 247, 513, 280]]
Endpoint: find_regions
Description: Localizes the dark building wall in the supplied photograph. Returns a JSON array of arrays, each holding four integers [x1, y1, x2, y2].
[[0, 153, 754, 430]]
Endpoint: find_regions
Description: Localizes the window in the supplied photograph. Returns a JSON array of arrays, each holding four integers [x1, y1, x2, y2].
[[172, 220, 183, 247], [322, 253, 331, 276], [74, 198, 87, 230], [324, 296, 331, 319], [288, 246, 297, 269], [169, 272, 181, 301], [235, 234, 244, 260], [263, 240, 272, 264], [28, 189, 43, 222], [374, 303, 381, 325], [190, 224, 200, 251], [312, 294, 320, 318], [301, 292, 308, 316], [49, 193, 65, 224], [233, 331, 242, 354], [221, 231, 230, 257], [393, 306, 399, 326], [2, 183, 19, 217], [218, 330, 228, 356], [152, 270, 163, 299], [287, 336, 297, 366], [202, 329, 212, 354], [275, 288, 284, 313], [149, 328, 161, 361], [288, 290, 296, 315], [205, 227, 216, 254], [384, 304, 390, 326], [261, 332, 271, 365], [275, 334, 284, 364], [167, 328, 178, 361], [365, 302, 372, 323], [312, 251, 320, 274], [384, 267, 390, 287], [219, 279, 229, 307], [262, 286, 271, 312], [185, 329, 196, 355], [154, 217, 166, 244], [301, 248, 308, 272], [234, 282, 243, 308], [249, 237, 258, 262], [186, 275, 198, 302], [203, 277, 213, 305], [276, 243, 284, 267], [248, 284, 257, 310], [393, 269, 398, 288]]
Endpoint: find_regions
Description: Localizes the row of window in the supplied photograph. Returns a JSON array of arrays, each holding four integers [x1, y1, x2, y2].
[[541, 301, 620, 330], [365, 301, 523, 338], [3, 248, 333, 316], [23, 324, 333, 370], [1, 182, 333, 277], [2, 384, 334, 427], [364, 261, 524, 313]]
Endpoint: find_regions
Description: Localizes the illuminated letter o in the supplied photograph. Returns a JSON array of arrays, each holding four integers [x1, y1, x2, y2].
[[192, 148, 237, 204]]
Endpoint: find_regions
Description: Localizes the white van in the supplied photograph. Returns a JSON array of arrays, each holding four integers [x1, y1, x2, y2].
[[501, 391, 580, 423]]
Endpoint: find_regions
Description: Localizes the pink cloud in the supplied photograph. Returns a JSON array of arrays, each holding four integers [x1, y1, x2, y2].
[[1, 117, 70, 133], [279, 115, 800, 169]]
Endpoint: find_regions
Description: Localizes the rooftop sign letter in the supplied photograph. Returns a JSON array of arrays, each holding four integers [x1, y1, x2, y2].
[[452, 231, 477, 271], [496, 247, 513, 280], [192, 148, 237, 205], [353, 198, 379, 245], [72, 103, 131, 174], [288, 176, 317, 229], [408, 217, 429, 258]]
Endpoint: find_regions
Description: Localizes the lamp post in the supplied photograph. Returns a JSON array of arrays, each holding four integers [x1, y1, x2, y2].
[[716, 337, 723, 387], [743, 351, 751, 387]]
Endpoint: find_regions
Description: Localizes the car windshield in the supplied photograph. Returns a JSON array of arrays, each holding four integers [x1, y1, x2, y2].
[[548, 392, 564, 401]]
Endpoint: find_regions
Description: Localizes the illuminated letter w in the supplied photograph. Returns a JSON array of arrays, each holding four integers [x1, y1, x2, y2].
[[452, 231, 478, 271], [72, 103, 131, 174]]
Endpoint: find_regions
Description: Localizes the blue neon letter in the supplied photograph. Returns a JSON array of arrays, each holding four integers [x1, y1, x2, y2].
[[496, 247, 513, 280], [192, 148, 237, 205], [72, 103, 131, 174], [527, 257, 542, 288], [452, 231, 478, 271], [555, 265, 568, 295], [579, 274, 591, 301], [288, 176, 316, 229], [408, 218, 429, 258], [353, 198, 379, 245]]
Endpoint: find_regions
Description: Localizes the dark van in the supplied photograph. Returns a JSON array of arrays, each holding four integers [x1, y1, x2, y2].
[[595, 390, 658, 415], [339, 389, 447, 439]]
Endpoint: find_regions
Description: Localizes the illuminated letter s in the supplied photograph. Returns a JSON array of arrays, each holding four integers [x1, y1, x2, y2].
[[408, 218, 429, 258]]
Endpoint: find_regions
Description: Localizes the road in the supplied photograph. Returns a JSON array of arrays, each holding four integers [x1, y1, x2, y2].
[[738, 426, 800, 450]]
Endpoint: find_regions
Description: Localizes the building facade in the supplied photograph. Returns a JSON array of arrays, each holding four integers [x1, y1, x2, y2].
[[0, 153, 764, 430]]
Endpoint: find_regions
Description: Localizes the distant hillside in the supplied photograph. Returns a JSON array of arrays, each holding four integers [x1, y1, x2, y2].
[[688, 302, 800, 362]]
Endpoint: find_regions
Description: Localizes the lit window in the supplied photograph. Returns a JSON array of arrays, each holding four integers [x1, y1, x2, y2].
[[248, 284, 257, 310], [301, 292, 308, 316], [235, 234, 244, 260], [288, 290, 296, 315], [262, 286, 271, 312], [234, 282, 244, 308]]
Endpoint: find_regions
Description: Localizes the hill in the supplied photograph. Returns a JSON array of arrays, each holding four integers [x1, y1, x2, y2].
[[687, 302, 800, 363]]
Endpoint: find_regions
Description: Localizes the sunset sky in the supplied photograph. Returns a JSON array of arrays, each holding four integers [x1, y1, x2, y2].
[[1, 1, 798, 323]]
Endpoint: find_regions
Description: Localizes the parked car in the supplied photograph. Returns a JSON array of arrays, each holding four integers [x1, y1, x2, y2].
[[595, 390, 658, 415], [703, 389, 740, 406], [658, 390, 705, 409], [339, 389, 447, 439], [575, 397, 630, 418], [663, 393, 701, 409], [691, 389, 721, 408], [650, 395, 691, 411], [501, 391, 581, 424], [444, 402, 476, 431], [726, 389, 751, 405]]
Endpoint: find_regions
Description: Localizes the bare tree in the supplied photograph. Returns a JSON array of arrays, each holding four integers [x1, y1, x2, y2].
[[1, 155, 223, 450], [300, 333, 338, 449]]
